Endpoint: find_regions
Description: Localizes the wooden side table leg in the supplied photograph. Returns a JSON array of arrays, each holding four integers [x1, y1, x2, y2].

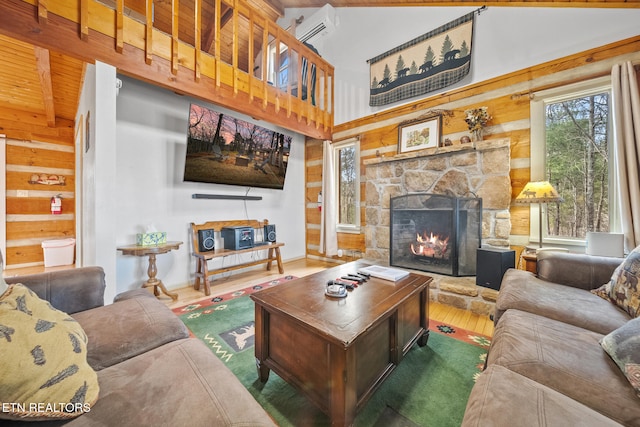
[[143, 253, 178, 301], [147, 253, 160, 297]]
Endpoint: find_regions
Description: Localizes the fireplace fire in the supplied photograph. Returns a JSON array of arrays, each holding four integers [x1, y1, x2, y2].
[[411, 231, 450, 259], [390, 194, 482, 276]]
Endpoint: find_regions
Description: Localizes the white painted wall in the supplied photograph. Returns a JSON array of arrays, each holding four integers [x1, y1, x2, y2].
[[94, 64, 119, 303], [76, 62, 119, 304], [281, 7, 640, 125], [75, 64, 94, 273], [75, 65, 94, 269], [113, 76, 306, 297]]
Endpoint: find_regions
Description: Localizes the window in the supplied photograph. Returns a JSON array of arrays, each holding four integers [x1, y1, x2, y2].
[[333, 138, 360, 233], [267, 41, 291, 92], [530, 76, 619, 247], [262, 40, 316, 105]]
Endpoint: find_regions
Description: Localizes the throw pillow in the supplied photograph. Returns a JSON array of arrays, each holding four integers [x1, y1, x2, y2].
[[591, 282, 612, 300], [601, 317, 640, 398], [591, 245, 640, 318], [0, 284, 99, 421]]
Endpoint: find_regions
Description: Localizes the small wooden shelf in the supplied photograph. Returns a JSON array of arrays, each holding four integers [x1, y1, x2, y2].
[[363, 138, 510, 166]]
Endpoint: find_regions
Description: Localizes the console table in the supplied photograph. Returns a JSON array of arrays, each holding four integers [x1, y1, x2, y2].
[[190, 220, 284, 296], [117, 241, 182, 301]]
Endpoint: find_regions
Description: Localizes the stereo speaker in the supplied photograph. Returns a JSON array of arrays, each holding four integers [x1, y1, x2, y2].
[[197, 229, 215, 252], [264, 224, 276, 242], [476, 247, 515, 291]]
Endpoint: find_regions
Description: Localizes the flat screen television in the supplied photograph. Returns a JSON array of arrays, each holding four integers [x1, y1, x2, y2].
[[183, 103, 291, 190]]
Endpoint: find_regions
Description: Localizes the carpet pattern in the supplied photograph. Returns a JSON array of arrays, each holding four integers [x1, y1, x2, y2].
[[173, 278, 490, 426], [174, 275, 298, 313]]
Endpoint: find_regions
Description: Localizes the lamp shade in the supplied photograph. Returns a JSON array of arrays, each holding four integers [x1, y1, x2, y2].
[[515, 181, 564, 204]]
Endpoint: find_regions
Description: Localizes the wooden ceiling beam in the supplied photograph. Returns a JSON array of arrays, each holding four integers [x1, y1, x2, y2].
[[33, 46, 56, 127]]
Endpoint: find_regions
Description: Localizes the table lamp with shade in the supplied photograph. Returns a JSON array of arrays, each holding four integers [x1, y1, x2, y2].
[[515, 181, 564, 248]]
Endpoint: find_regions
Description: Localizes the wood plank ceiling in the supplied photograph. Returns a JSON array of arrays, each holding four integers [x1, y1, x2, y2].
[[0, 34, 84, 128], [0, 0, 637, 134]]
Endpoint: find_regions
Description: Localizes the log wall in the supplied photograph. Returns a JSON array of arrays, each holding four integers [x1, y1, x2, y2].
[[305, 35, 640, 262], [2, 117, 75, 268]]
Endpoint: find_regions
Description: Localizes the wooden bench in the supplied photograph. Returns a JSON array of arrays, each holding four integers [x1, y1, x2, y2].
[[190, 219, 284, 296]]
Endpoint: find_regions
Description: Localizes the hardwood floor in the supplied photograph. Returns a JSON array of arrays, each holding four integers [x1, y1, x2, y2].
[[430, 298, 495, 337], [165, 257, 332, 310], [165, 257, 494, 337]]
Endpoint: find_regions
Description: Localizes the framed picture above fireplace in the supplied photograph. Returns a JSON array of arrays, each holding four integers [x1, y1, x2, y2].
[[397, 114, 441, 154]]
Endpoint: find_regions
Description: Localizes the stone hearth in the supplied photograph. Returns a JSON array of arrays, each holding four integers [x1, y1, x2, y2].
[[363, 138, 511, 316]]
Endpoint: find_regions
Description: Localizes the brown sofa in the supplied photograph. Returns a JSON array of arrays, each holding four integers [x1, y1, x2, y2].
[[3, 267, 276, 426], [462, 251, 639, 427]]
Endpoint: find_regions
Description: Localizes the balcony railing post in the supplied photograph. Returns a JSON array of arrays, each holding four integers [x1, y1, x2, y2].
[[215, 0, 221, 87], [145, 0, 153, 65], [116, 0, 123, 53], [194, 0, 201, 81]]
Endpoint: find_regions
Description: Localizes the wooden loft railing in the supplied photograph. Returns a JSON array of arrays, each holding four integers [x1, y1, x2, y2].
[[0, 0, 334, 139]]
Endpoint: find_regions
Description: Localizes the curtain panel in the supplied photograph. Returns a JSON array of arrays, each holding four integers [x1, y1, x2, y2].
[[612, 61, 640, 252], [320, 140, 339, 256]]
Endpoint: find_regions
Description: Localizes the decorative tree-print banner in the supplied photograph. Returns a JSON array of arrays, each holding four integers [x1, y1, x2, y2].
[[369, 12, 475, 107]]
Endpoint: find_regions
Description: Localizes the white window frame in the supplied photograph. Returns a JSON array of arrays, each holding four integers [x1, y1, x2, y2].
[[266, 41, 290, 92], [333, 137, 361, 234], [530, 75, 619, 249]]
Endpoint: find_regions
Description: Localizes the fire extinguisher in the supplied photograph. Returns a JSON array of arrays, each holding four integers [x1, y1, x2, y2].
[[317, 191, 322, 212], [50, 195, 62, 215]]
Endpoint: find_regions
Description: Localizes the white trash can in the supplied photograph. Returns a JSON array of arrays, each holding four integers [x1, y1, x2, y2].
[[41, 238, 76, 267]]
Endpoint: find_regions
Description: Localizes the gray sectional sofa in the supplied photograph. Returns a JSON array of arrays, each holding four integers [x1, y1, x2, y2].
[[3, 267, 276, 426], [462, 251, 640, 426]]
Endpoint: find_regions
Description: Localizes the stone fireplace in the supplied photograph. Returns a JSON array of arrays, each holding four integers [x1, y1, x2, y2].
[[363, 138, 512, 316]]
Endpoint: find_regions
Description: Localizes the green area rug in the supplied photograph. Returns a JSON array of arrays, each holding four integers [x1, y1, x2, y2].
[[173, 278, 490, 426]]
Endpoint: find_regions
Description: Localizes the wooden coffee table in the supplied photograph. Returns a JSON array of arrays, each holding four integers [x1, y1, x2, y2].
[[251, 261, 432, 426]]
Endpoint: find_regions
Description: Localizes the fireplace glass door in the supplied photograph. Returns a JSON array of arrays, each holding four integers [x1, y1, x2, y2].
[[390, 194, 482, 276]]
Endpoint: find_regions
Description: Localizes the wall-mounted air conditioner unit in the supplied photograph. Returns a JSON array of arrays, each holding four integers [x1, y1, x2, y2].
[[295, 4, 337, 45]]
